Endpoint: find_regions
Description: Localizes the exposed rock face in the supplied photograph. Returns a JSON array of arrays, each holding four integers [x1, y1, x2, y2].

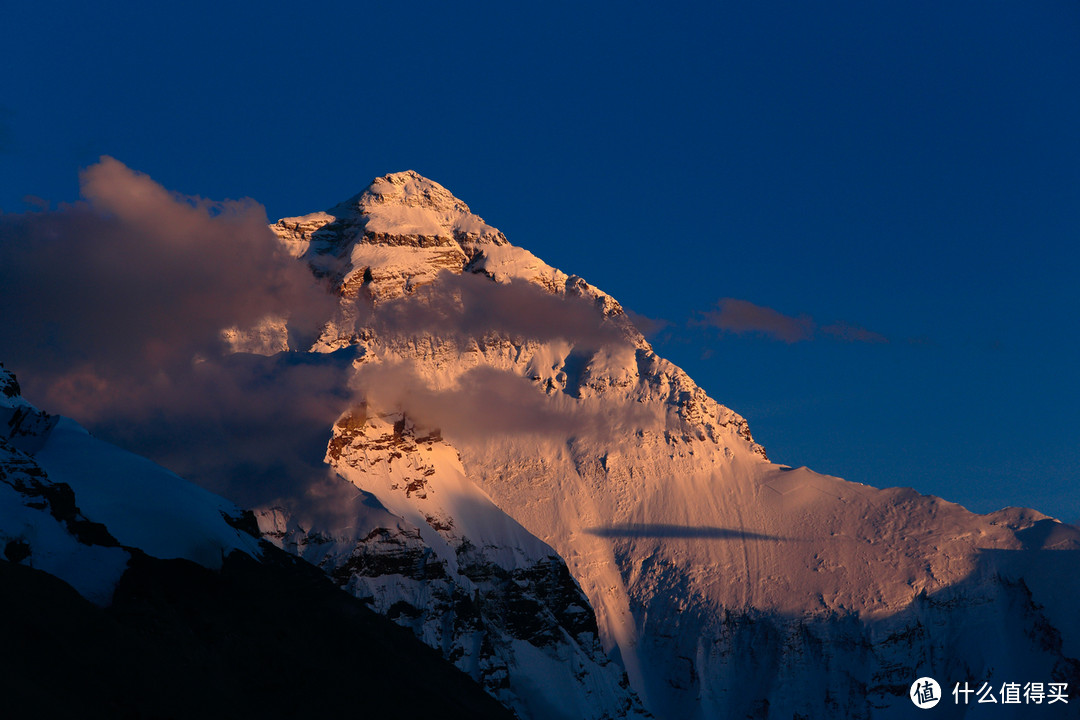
[[258, 407, 650, 720], [260, 172, 1080, 718]]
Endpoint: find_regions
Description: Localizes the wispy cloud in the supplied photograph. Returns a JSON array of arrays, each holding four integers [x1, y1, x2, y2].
[[351, 360, 662, 444], [0, 156, 335, 381], [624, 309, 670, 339], [698, 298, 887, 344], [585, 524, 784, 540], [820, 321, 888, 344], [699, 299, 815, 343], [88, 350, 356, 509], [21, 195, 49, 211], [354, 270, 631, 350]]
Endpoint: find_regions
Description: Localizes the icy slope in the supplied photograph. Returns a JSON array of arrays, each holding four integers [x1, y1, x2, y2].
[[268, 172, 1080, 719]]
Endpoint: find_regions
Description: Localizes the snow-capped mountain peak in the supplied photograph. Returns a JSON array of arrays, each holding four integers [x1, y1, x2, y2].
[[272, 171, 505, 263], [268, 171, 510, 306], [259, 173, 1080, 719]]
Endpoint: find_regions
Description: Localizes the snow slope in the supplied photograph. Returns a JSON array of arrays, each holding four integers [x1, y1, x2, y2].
[[0, 363, 261, 604], [264, 171, 1080, 719]]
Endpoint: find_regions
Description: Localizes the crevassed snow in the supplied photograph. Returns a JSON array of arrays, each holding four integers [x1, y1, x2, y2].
[[35, 417, 262, 569]]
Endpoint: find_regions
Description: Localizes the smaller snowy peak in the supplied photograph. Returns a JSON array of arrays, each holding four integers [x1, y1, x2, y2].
[[34, 418, 264, 570], [1, 363, 56, 454], [0, 363, 27, 408]]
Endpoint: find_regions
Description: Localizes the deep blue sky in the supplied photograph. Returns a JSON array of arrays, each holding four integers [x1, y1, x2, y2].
[[3, 2, 1079, 522]]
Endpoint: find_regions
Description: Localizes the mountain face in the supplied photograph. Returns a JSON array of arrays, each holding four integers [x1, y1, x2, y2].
[[257, 171, 1080, 719], [0, 364, 517, 720], [5, 170, 1077, 719]]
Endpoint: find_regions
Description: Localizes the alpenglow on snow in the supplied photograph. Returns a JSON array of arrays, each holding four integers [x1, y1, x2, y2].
[[240, 171, 1080, 720]]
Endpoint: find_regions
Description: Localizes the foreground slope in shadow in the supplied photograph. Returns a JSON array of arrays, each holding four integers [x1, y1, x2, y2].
[[0, 364, 513, 720]]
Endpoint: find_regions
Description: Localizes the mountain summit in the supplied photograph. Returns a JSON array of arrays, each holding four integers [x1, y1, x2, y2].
[[270, 171, 509, 302], [336, 169, 504, 239]]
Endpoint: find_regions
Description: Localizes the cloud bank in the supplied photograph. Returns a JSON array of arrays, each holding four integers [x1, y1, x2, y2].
[[344, 277, 659, 445], [0, 158, 344, 507], [0, 156, 335, 382]]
